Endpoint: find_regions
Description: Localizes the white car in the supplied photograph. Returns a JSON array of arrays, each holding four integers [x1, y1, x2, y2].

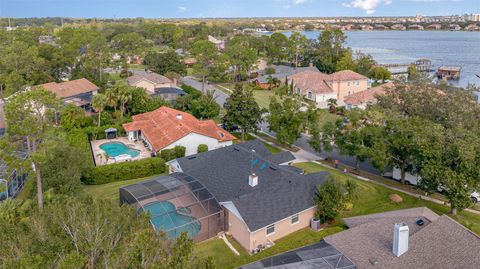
[[471, 191, 480, 204]]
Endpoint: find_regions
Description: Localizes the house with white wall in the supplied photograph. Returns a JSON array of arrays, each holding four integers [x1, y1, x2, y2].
[[122, 106, 235, 155]]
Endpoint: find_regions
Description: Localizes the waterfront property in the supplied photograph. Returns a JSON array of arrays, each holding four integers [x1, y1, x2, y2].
[[90, 137, 151, 166], [344, 82, 395, 110], [122, 106, 235, 156], [164, 140, 330, 252], [288, 69, 368, 107], [37, 78, 99, 112], [437, 66, 461, 80], [253, 64, 319, 89]]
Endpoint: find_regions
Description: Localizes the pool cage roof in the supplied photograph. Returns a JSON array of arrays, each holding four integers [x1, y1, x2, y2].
[[119, 172, 225, 242]]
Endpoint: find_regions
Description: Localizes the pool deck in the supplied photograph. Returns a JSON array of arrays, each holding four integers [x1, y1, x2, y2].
[[91, 137, 152, 166]]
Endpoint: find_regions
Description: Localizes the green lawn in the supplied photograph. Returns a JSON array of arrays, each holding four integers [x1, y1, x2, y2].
[[317, 109, 340, 129], [294, 162, 480, 235], [196, 227, 343, 269], [262, 142, 282, 154], [252, 90, 276, 109], [231, 132, 282, 154], [83, 174, 165, 202]]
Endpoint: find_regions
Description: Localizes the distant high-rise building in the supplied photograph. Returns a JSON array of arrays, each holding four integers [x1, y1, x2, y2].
[[466, 13, 480, 22]]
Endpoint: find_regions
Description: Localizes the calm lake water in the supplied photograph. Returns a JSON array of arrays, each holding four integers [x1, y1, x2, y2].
[[281, 31, 480, 87]]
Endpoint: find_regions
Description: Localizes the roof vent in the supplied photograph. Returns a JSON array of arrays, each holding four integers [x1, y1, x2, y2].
[[249, 173, 258, 187], [187, 156, 196, 160], [176, 114, 182, 120], [415, 219, 424, 226], [393, 223, 409, 257]]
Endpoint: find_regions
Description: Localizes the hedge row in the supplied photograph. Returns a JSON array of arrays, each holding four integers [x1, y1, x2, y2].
[[83, 158, 166, 185], [160, 146, 186, 161]]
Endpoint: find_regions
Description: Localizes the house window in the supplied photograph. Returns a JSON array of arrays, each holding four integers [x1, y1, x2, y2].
[[296, 88, 301, 94], [347, 82, 350, 86], [291, 214, 299, 225], [266, 224, 275, 235], [307, 91, 312, 99]]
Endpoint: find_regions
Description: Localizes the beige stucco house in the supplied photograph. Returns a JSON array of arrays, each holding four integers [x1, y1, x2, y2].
[[288, 70, 368, 108], [127, 71, 176, 95]]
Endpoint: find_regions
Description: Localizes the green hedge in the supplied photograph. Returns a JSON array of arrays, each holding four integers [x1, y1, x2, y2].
[[160, 146, 186, 161], [82, 158, 166, 185]]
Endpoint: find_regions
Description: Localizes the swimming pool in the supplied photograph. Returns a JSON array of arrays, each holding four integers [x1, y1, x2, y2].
[[142, 201, 201, 239], [99, 142, 140, 158]]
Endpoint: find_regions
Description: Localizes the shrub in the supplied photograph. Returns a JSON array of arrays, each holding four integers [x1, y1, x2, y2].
[[265, 67, 276, 75], [314, 176, 344, 224], [82, 158, 166, 185], [197, 144, 208, 153], [160, 146, 186, 161]]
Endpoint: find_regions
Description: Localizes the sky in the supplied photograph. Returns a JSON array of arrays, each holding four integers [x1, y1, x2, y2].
[[0, 0, 478, 18]]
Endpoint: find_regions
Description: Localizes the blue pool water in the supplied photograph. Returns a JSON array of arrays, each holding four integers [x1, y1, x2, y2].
[[99, 142, 140, 158], [142, 201, 201, 239]]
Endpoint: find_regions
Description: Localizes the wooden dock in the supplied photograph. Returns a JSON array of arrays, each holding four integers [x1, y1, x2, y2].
[[377, 59, 433, 75]]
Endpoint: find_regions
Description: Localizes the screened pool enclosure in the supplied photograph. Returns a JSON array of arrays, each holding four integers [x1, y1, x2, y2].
[[120, 173, 225, 242]]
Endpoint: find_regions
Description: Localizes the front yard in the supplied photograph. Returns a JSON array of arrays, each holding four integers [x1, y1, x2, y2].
[[197, 161, 480, 268], [294, 162, 480, 235]]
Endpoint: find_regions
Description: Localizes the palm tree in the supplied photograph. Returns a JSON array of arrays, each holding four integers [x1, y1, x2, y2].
[[117, 85, 133, 121], [105, 88, 118, 112], [92, 93, 107, 127]]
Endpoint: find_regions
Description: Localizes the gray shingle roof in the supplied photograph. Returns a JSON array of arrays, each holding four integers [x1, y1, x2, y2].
[[174, 140, 328, 231], [325, 207, 480, 269]]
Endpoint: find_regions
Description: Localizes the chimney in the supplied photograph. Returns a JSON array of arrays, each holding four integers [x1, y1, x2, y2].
[[249, 173, 258, 187], [393, 223, 409, 257], [176, 114, 182, 120], [309, 62, 313, 68], [173, 78, 177, 86]]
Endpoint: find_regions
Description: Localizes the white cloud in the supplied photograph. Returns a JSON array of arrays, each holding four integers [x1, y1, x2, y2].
[[342, 0, 391, 14], [294, 0, 308, 4], [177, 6, 187, 12]]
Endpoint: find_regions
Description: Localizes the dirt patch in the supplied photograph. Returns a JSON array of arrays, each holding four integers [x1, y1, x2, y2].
[[389, 194, 403, 203]]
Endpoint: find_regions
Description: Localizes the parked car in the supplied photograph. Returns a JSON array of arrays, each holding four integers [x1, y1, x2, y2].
[[392, 167, 479, 204]]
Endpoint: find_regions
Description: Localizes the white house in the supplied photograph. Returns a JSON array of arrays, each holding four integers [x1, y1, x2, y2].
[[122, 106, 235, 156]]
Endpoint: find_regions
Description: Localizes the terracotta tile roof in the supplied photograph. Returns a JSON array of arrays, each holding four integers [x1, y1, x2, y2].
[[288, 70, 334, 94], [37, 78, 99, 98], [325, 207, 480, 269], [123, 106, 235, 151], [329, 70, 368, 81], [127, 72, 172, 86], [344, 82, 395, 106]]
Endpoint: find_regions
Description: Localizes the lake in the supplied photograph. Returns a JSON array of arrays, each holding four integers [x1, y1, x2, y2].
[[280, 31, 480, 88]]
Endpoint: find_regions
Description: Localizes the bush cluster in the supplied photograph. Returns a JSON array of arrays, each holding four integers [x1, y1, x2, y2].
[[160, 146, 186, 161], [197, 144, 208, 153], [83, 158, 166, 185]]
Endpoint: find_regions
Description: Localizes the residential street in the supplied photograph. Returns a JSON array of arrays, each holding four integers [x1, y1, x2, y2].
[[183, 80, 385, 176], [181, 77, 229, 107]]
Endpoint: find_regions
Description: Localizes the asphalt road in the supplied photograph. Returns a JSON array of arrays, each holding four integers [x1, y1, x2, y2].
[[180, 77, 228, 107], [259, 116, 383, 175]]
